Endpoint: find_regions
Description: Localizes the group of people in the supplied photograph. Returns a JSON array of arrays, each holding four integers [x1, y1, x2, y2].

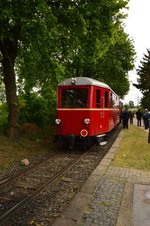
[[135, 108, 149, 129], [120, 108, 149, 129]]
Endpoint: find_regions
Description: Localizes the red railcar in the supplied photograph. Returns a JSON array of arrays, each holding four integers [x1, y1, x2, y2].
[[55, 77, 120, 148]]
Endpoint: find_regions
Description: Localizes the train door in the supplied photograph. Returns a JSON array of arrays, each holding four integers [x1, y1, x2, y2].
[[96, 88, 105, 133], [96, 88, 103, 116], [104, 90, 110, 131]]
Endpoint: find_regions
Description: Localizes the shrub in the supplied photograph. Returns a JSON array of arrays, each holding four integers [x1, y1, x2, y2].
[[19, 94, 56, 128]]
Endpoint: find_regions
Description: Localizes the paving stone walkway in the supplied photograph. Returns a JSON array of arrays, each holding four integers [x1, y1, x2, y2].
[[79, 165, 150, 226]]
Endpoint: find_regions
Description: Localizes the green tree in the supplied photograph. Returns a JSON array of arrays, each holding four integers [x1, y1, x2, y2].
[[0, 0, 59, 139], [0, 0, 130, 140], [64, 27, 135, 98], [92, 30, 135, 97], [134, 49, 150, 108]]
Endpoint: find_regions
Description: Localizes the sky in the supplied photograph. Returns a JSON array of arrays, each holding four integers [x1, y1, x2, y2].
[[123, 0, 150, 105]]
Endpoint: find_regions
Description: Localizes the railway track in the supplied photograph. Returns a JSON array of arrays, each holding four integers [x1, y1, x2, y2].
[[0, 150, 91, 225], [0, 154, 61, 188], [0, 125, 122, 226]]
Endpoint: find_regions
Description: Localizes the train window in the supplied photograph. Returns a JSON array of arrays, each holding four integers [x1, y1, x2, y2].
[[96, 90, 101, 108], [61, 88, 88, 108], [104, 91, 108, 108]]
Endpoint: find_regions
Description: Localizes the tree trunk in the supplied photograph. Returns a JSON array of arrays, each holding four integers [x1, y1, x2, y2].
[[1, 40, 20, 141]]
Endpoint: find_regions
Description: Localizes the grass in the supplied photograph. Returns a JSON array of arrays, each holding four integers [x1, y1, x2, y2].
[[1, 123, 150, 172], [0, 134, 56, 171], [0, 123, 58, 171], [111, 124, 150, 171]]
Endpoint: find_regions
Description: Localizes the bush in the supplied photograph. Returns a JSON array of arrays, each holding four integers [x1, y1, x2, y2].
[[19, 94, 57, 128]]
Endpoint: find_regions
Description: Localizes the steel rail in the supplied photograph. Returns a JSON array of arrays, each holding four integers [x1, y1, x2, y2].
[[0, 150, 89, 225], [0, 153, 62, 188]]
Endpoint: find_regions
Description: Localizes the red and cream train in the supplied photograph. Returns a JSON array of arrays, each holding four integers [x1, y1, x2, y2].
[[55, 77, 121, 148]]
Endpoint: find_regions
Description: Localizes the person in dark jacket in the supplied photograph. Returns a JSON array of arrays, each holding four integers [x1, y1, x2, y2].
[[121, 109, 130, 129], [129, 111, 134, 124], [136, 109, 142, 127], [143, 109, 149, 129]]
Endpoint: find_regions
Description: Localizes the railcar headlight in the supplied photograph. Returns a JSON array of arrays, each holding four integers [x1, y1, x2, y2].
[[84, 118, 90, 125], [55, 119, 61, 125]]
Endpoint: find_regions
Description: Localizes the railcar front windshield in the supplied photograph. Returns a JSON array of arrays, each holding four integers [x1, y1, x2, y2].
[[61, 88, 88, 108]]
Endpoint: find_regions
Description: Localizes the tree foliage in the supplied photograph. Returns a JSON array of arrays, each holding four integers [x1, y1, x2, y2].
[[134, 49, 150, 108], [0, 0, 135, 139], [65, 27, 135, 98], [90, 30, 135, 97]]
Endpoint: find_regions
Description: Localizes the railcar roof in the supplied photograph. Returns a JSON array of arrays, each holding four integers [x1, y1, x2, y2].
[[58, 77, 110, 89]]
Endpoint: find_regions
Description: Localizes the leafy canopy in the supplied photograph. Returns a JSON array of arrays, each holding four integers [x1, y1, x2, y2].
[[1, 0, 129, 92], [0, 0, 136, 134], [134, 49, 150, 108]]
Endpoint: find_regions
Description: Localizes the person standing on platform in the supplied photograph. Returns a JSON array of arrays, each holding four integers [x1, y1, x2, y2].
[[129, 111, 134, 124], [121, 109, 130, 129], [136, 109, 142, 127], [143, 109, 149, 129]]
